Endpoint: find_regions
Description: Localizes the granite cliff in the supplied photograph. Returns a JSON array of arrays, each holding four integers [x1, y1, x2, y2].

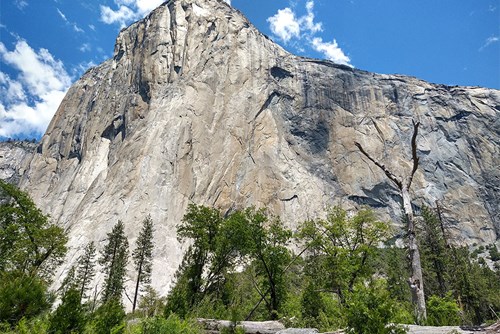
[[14, 0, 499, 294], [0, 141, 36, 186]]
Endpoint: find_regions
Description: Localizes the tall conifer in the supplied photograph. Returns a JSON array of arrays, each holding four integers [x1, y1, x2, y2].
[[132, 215, 154, 312], [76, 241, 97, 301], [99, 221, 129, 303]]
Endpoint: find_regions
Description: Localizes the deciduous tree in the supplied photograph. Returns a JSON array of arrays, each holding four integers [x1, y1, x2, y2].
[[0, 180, 67, 280]]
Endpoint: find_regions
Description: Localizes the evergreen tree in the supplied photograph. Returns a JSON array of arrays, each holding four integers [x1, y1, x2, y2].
[[132, 215, 154, 312], [49, 288, 87, 334], [418, 205, 450, 297], [59, 265, 77, 296], [90, 299, 126, 334], [76, 241, 97, 301], [0, 271, 51, 325], [417, 206, 500, 325], [99, 221, 129, 303]]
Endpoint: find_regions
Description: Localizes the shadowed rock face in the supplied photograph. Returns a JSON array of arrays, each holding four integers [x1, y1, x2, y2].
[[18, 0, 499, 294]]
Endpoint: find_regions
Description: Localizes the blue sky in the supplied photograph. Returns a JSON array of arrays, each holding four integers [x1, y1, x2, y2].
[[0, 0, 499, 139]]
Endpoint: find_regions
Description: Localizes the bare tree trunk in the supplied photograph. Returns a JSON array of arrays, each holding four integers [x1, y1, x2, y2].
[[355, 120, 427, 323], [132, 260, 143, 313], [402, 187, 427, 324]]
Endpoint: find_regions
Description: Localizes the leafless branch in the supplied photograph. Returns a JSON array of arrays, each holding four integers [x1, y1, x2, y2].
[[407, 120, 420, 188], [354, 142, 403, 189]]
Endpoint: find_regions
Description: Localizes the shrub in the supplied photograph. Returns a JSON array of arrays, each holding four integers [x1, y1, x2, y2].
[[89, 299, 125, 334], [49, 288, 87, 334], [0, 272, 51, 325], [426, 294, 461, 326], [345, 280, 408, 334]]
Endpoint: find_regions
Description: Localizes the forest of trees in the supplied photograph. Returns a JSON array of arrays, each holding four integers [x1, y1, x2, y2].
[[0, 179, 499, 334]]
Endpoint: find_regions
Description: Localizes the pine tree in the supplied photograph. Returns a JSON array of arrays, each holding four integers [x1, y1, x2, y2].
[[76, 241, 97, 301], [132, 215, 154, 313], [99, 221, 129, 303], [49, 288, 87, 334], [59, 265, 77, 296]]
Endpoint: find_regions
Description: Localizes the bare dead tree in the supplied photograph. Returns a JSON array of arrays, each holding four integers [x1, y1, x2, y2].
[[354, 120, 427, 324]]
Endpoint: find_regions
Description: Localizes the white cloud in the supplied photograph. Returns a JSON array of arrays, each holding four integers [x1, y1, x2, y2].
[[56, 8, 85, 33], [79, 43, 91, 52], [14, 0, 28, 10], [301, 1, 322, 34], [0, 40, 72, 138], [479, 36, 499, 51], [267, 1, 351, 66], [267, 8, 301, 43], [311, 37, 351, 66], [100, 0, 164, 28], [56, 8, 67, 21]]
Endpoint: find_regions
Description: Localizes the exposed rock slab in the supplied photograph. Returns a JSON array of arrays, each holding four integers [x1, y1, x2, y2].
[[198, 319, 286, 334], [19, 0, 500, 297]]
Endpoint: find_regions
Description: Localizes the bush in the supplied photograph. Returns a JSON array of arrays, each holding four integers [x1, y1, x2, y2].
[[345, 280, 408, 334], [88, 300, 125, 334], [426, 294, 461, 326], [0, 272, 51, 326], [489, 245, 500, 262], [49, 288, 87, 334]]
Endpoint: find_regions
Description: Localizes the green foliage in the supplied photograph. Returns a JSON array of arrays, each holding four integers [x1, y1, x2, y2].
[[417, 206, 500, 325], [76, 241, 97, 302], [417, 206, 450, 297], [59, 266, 77, 296], [299, 207, 391, 304], [426, 293, 461, 326], [48, 288, 87, 334], [132, 216, 155, 312], [166, 205, 294, 321], [488, 244, 500, 262], [88, 300, 126, 334], [11, 315, 50, 334], [174, 204, 224, 309], [379, 247, 412, 305], [137, 286, 166, 318], [345, 280, 408, 334], [0, 271, 51, 326], [0, 180, 67, 279], [239, 208, 293, 319], [300, 280, 324, 328], [446, 247, 500, 325], [99, 220, 129, 303]]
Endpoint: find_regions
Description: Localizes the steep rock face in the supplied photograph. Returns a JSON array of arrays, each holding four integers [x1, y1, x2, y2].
[[0, 141, 36, 185], [21, 0, 499, 294]]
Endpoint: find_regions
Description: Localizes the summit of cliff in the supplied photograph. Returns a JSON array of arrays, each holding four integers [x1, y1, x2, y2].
[[10, 0, 499, 294]]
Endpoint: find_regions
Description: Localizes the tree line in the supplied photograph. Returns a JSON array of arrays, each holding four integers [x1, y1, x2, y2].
[[1, 179, 499, 333], [0, 180, 155, 333]]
